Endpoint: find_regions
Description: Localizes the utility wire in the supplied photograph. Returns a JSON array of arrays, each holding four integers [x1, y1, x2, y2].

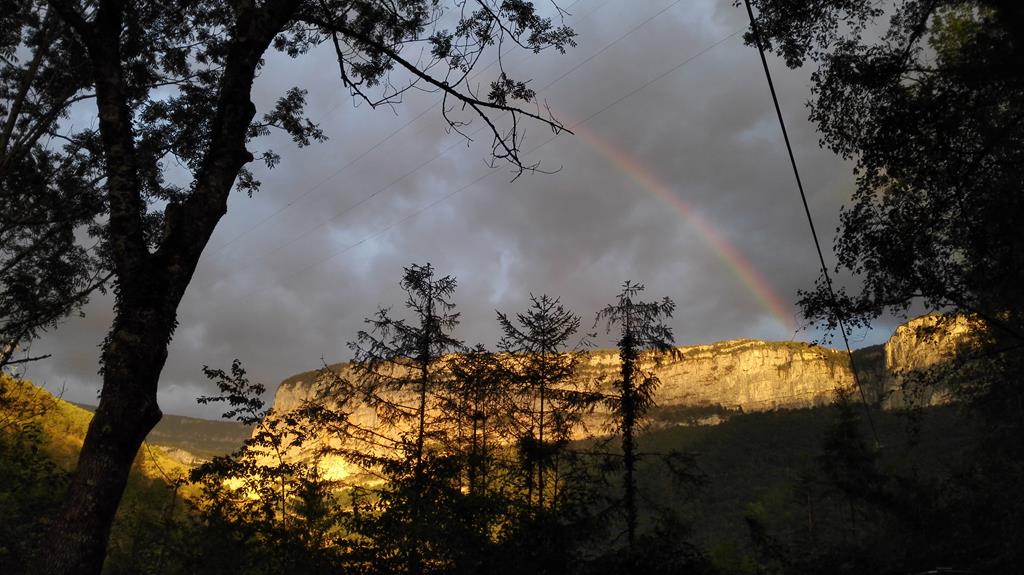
[[206, 0, 609, 259], [201, 0, 683, 282], [295, 26, 740, 276], [212, 26, 738, 310], [741, 0, 880, 445], [549, 28, 743, 293]]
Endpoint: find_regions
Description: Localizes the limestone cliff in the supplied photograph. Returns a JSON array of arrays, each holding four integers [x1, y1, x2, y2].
[[271, 339, 865, 442], [580, 340, 857, 413], [881, 314, 986, 408], [268, 314, 978, 443], [263, 314, 983, 480]]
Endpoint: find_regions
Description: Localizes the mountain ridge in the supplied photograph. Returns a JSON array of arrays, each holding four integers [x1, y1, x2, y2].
[[271, 314, 976, 429]]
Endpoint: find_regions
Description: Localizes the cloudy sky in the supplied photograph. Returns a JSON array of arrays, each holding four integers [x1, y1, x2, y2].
[[24, 0, 902, 418]]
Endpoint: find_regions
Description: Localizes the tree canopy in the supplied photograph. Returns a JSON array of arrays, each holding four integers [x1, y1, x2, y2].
[[747, 1, 1024, 568], [745, 0, 1023, 339]]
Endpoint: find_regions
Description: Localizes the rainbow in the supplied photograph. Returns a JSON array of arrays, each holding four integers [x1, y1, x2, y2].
[[572, 121, 797, 333]]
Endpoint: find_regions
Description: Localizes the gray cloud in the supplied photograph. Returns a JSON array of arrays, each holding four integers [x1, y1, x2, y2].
[[25, 0, 899, 418]]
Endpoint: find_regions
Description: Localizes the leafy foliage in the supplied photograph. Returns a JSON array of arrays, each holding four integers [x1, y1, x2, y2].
[[0, 374, 69, 573], [186, 362, 349, 575], [0, 1, 106, 368], [4, 2, 580, 568], [747, 0, 1024, 343], [746, 2, 1024, 568]]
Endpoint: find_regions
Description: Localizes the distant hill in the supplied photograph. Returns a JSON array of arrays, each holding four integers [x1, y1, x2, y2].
[[73, 402, 250, 460], [1, 375, 222, 571], [1, 375, 194, 480]]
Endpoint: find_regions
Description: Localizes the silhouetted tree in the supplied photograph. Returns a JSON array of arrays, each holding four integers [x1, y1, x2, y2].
[[347, 262, 466, 574], [744, 0, 1024, 383], [494, 294, 604, 574], [444, 343, 508, 498], [0, 4, 108, 371], [498, 294, 593, 512], [595, 281, 677, 552], [8, 2, 576, 570], [818, 391, 891, 520], [186, 359, 347, 575]]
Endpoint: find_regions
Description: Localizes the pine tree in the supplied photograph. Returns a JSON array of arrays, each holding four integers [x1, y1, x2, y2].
[[347, 263, 465, 574], [595, 281, 677, 551], [5, 3, 576, 569], [497, 294, 592, 512], [445, 344, 507, 498]]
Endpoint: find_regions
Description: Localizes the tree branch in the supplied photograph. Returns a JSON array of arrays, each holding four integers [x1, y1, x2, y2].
[[304, 14, 571, 175]]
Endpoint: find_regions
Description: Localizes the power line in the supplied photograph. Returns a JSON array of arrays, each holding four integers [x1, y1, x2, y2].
[[319, 28, 741, 271], [206, 0, 609, 259], [201, 0, 684, 281], [550, 29, 743, 293], [211, 26, 740, 309], [741, 0, 880, 445]]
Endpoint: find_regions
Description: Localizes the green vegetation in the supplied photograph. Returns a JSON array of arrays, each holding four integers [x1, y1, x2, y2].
[[636, 405, 971, 551], [1, 375, 194, 475], [2, 1, 580, 569], [2, 260, 1012, 575], [143, 413, 251, 460], [0, 375, 192, 573], [0, 368, 996, 574], [277, 363, 347, 393], [3, 259, 1008, 575]]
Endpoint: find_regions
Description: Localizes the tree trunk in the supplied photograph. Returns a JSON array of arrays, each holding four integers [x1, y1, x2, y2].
[[37, 294, 174, 573], [622, 356, 637, 551], [537, 368, 545, 511], [32, 3, 294, 571]]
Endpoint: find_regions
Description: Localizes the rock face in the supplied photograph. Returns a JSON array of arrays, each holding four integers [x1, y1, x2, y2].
[[267, 314, 977, 444], [881, 314, 985, 408], [580, 340, 856, 413], [273, 341, 858, 427]]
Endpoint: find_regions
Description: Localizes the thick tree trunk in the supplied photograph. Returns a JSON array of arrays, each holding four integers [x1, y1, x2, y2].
[[32, 2, 296, 571], [537, 368, 545, 511], [410, 308, 431, 575], [623, 412, 637, 550], [39, 244, 197, 574], [36, 203, 236, 575], [37, 316, 168, 573]]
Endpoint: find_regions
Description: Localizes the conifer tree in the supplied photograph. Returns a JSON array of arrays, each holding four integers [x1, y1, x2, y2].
[[4, 3, 576, 569], [347, 262, 465, 574], [188, 359, 347, 575], [497, 294, 592, 511], [595, 281, 677, 551], [445, 344, 508, 498]]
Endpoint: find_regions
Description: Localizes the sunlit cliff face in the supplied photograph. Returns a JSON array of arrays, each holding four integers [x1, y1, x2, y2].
[[883, 314, 988, 408], [317, 454, 355, 481], [253, 314, 980, 484], [220, 452, 359, 500]]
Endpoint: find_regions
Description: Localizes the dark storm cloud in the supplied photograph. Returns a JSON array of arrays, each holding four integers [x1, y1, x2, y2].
[[25, 0, 898, 418]]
